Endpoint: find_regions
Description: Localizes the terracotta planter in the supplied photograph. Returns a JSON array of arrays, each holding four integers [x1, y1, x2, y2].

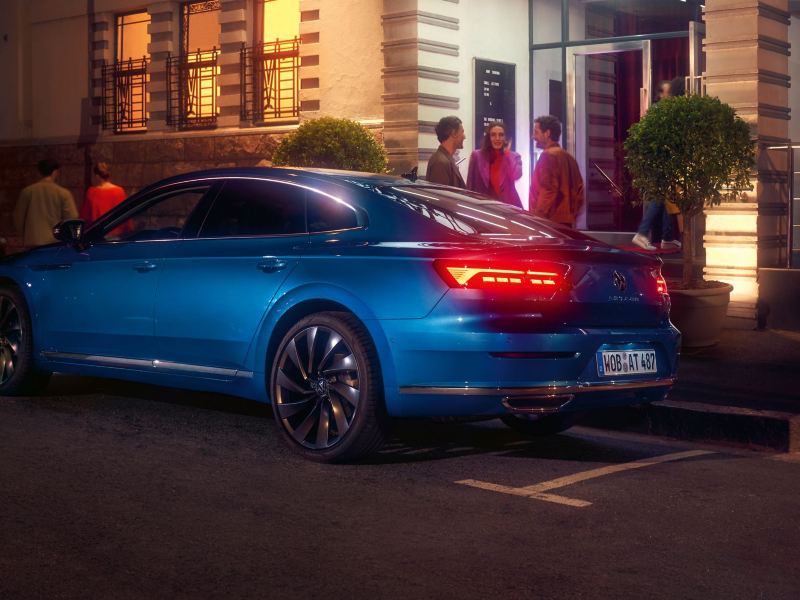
[[668, 282, 734, 348]]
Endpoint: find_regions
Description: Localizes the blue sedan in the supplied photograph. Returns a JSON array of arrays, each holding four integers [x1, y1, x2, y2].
[[0, 168, 679, 461]]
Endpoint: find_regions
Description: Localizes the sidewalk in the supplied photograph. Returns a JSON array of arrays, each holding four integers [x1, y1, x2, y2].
[[588, 317, 800, 452]]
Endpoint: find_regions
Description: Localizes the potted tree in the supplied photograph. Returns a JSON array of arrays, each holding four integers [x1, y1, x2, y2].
[[272, 117, 389, 173], [624, 95, 754, 346]]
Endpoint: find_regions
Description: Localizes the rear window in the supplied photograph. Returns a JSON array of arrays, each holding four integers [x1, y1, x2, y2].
[[376, 185, 586, 242]]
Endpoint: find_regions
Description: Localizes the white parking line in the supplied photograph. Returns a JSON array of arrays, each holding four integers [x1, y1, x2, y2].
[[456, 449, 714, 508]]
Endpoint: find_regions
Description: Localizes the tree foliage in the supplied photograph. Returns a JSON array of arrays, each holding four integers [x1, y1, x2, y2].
[[624, 95, 754, 287], [272, 117, 389, 173], [625, 95, 753, 218]]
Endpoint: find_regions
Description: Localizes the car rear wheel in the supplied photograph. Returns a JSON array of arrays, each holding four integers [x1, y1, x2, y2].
[[270, 311, 387, 462], [500, 413, 576, 437], [0, 285, 51, 396]]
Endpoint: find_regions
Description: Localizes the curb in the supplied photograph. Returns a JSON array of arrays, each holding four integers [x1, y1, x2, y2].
[[583, 401, 800, 452], [646, 401, 800, 452]]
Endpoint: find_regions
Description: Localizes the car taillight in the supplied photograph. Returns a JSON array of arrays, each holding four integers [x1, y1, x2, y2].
[[653, 271, 668, 295], [434, 259, 568, 292]]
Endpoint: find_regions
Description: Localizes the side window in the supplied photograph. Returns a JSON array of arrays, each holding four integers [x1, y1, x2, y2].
[[198, 179, 306, 237], [307, 192, 360, 233], [101, 187, 209, 242]]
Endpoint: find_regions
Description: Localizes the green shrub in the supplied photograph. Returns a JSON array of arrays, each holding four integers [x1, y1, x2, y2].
[[272, 117, 389, 173], [624, 95, 754, 287]]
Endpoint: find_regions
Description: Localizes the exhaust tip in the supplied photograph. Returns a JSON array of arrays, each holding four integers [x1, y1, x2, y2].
[[502, 394, 574, 414]]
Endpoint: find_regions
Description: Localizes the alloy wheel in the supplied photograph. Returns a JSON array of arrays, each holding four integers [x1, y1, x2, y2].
[[0, 295, 22, 386], [274, 325, 361, 450]]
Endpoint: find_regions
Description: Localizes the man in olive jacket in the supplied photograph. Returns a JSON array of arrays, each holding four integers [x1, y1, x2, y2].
[[426, 115, 466, 188], [14, 159, 78, 248]]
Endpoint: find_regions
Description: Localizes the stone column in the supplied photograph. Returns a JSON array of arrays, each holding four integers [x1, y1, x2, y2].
[[381, 0, 461, 176], [299, 0, 322, 115], [218, 0, 248, 128], [703, 0, 790, 318], [147, 2, 179, 131], [90, 13, 114, 134]]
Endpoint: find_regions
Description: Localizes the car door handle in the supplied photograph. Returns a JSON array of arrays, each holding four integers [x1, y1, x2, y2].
[[133, 261, 158, 272], [257, 258, 288, 273]]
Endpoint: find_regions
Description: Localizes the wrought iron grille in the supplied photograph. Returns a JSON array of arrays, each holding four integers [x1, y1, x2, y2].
[[101, 58, 148, 133], [167, 48, 219, 130], [241, 38, 300, 123]]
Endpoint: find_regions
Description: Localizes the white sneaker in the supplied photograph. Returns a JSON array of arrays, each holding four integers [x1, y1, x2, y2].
[[661, 239, 682, 249], [632, 233, 656, 251]]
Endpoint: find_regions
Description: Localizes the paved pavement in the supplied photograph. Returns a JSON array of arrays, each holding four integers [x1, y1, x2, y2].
[[2, 389, 800, 600], [589, 317, 800, 452]]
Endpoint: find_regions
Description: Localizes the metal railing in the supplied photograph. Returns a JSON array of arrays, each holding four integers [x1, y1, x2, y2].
[[240, 38, 300, 123], [101, 57, 149, 133], [167, 48, 219, 130], [763, 142, 798, 268]]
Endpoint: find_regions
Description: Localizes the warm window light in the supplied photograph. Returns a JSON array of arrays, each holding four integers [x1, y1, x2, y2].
[[117, 11, 150, 61], [113, 11, 150, 131], [263, 0, 300, 42]]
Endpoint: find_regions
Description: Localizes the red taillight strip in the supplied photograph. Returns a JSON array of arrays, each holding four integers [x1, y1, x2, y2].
[[656, 274, 668, 295], [434, 259, 568, 291]]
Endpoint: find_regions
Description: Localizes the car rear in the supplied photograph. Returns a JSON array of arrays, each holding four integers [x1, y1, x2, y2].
[[368, 184, 679, 418]]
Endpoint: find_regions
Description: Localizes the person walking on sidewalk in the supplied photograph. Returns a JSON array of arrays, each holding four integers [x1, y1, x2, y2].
[[80, 162, 127, 227], [529, 115, 584, 227], [426, 115, 466, 188], [13, 158, 78, 249], [466, 121, 523, 208]]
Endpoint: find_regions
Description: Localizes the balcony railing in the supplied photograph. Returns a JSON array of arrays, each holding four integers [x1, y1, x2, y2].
[[167, 48, 219, 130], [101, 58, 149, 133], [240, 38, 300, 123]]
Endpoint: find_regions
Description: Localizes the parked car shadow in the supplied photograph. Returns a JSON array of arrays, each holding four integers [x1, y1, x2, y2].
[[31, 375, 665, 466]]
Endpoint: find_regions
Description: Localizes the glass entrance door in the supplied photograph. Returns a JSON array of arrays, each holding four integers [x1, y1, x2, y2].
[[566, 40, 651, 231]]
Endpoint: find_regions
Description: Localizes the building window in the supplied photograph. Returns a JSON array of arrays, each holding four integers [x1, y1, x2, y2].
[[168, 0, 221, 130], [102, 11, 151, 133], [241, 0, 300, 123]]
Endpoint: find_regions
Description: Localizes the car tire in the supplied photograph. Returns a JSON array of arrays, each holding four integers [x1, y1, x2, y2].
[[270, 311, 387, 462], [500, 413, 576, 437], [0, 285, 51, 396]]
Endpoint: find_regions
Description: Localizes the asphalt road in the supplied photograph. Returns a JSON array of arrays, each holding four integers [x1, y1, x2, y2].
[[2, 376, 799, 600]]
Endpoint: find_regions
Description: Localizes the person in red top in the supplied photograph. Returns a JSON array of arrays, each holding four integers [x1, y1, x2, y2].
[[466, 121, 523, 208], [80, 162, 126, 226]]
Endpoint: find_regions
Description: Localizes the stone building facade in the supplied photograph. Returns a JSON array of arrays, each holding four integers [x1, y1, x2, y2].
[[1, 0, 799, 327]]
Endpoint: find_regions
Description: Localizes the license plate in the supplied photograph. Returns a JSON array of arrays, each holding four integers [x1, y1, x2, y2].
[[596, 349, 657, 377]]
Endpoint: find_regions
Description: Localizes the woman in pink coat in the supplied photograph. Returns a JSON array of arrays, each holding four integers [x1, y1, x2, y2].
[[466, 121, 523, 208]]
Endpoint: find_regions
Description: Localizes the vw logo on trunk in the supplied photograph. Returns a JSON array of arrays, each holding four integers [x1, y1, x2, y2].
[[612, 270, 627, 292]]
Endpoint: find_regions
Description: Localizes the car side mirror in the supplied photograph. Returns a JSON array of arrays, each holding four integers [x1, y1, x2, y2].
[[53, 219, 84, 244]]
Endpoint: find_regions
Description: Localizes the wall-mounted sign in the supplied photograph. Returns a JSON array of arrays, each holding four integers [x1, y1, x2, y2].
[[474, 59, 516, 151]]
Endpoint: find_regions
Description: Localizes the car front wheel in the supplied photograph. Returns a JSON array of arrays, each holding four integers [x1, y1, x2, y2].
[[270, 311, 387, 462], [0, 285, 51, 395]]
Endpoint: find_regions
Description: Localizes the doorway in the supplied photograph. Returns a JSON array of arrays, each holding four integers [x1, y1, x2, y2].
[[565, 34, 694, 233], [567, 40, 650, 232]]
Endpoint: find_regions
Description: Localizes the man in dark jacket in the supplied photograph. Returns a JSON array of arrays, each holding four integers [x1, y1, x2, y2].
[[426, 115, 466, 188]]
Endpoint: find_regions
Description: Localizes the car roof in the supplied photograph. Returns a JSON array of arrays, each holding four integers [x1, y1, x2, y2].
[[145, 167, 408, 191]]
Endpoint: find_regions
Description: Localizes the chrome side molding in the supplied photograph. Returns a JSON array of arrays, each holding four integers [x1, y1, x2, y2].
[[399, 377, 676, 397], [41, 351, 253, 380]]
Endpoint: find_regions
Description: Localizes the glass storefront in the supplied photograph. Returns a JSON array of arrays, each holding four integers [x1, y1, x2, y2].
[[531, 0, 704, 232]]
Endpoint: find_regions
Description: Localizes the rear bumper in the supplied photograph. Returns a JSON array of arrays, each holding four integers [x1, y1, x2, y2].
[[379, 313, 680, 416], [400, 377, 676, 415]]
